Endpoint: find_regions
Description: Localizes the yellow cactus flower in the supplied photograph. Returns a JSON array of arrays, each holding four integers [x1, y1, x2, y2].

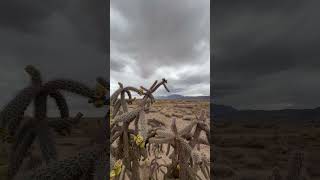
[[133, 134, 145, 148], [177, 164, 180, 170], [95, 83, 106, 97], [0, 128, 14, 143], [110, 117, 115, 126], [138, 88, 144, 95], [93, 83, 107, 107], [110, 160, 122, 178], [5, 136, 14, 143]]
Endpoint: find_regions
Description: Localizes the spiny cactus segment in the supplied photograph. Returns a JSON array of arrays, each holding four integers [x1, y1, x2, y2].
[[0, 65, 110, 180], [110, 79, 210, 180]]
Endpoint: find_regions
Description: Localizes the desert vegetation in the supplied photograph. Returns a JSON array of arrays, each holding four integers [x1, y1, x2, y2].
[[213, 119, 319, 180], [0, 65, 109, 180], [0, 65, 211, 180], [110, 79, 210, 180]]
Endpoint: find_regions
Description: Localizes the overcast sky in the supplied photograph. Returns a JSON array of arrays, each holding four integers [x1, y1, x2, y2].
[[0, 0, 108, 117], [213, 0, 320, 110], [110, 0, 210, 97]]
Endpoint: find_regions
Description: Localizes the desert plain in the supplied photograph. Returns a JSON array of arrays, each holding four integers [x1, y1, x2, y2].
[[213, 119, 320, 179]]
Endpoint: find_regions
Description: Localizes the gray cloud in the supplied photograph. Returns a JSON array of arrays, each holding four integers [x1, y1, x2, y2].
[[111, 0, 210, 96], [213, 0, 320, 110], [0, 0, 108, 117], [0, 1, 66, 32]]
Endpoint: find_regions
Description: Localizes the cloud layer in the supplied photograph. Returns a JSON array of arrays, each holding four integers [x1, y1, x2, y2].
[[213, 0, 320, 110], [0, 0, 108, 117], [111, 0, 210, 96]]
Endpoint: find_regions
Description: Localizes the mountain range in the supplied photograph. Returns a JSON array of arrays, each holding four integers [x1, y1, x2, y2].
[[212, 104, 320, 122], [156, 94, 210, 100], [155, 94, 320, 121]]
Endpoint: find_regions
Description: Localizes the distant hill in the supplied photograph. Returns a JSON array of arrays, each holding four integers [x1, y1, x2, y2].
[[212, 103, 320, 122], [212, 104, 238, 118], [156, 94, 210, 100], [155, 95, 320, 121]]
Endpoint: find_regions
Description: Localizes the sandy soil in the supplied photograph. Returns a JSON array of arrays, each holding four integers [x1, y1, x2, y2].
[[213, 120, 320, 179]]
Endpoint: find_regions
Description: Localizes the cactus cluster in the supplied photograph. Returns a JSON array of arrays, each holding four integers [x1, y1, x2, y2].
[[0, 65, 109, 180], [267, 149, 310, 180], [110, 79, 168, 179], [110, 79, 210, 180], [148, 112, 210, 180]]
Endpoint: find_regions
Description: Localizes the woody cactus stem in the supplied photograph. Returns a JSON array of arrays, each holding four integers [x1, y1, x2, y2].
[[25, 65, 70, 119], [286, 150, 309, 180], [4, 68, 96, 136], [41, 79, 95, 99], [48, 91, 69, 118], [140, 78, 170, 105], [48, 112, 83, 136], [148, 112, 210, 179], [138, 79, 170, 142], [8, 120, 36, 179], [0, 86, 39, 129], [35, 120, 57, 163], [189, 110, 209, 148], [93, 149, 109, 180], [149, 118, 197, 179], [110, 79, 170, 180]]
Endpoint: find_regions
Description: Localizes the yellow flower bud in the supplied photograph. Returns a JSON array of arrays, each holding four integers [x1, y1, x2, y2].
[[133, 134, 145, 148], [110, 160, 122, 178]]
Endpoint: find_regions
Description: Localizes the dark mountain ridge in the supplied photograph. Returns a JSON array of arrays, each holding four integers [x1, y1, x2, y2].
[[155, 94, 320, 122], [212, 103, 320, 122], [156, 94, 210, 100]]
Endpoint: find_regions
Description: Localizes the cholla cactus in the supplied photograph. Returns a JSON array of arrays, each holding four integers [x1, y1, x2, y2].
[[286, 150, 309, 180], [148, 118, 209, 180], [48, 112, 84, 136], [269, 167, 282, 180], [110, 79, 170, 180], [0, 65, 109, 180], [151, 108, 209, 179], [13, 144, 107, 180], [110, 79, 210, 180], [267, 149, 310, 180]]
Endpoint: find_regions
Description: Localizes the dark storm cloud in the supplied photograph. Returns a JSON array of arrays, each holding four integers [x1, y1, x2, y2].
[[213, 0, 320, 109], [110, 58, 124, 72], [111, 0, 210, 96], [0, 1, 66, 32], [0, 0, 108, 117]]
